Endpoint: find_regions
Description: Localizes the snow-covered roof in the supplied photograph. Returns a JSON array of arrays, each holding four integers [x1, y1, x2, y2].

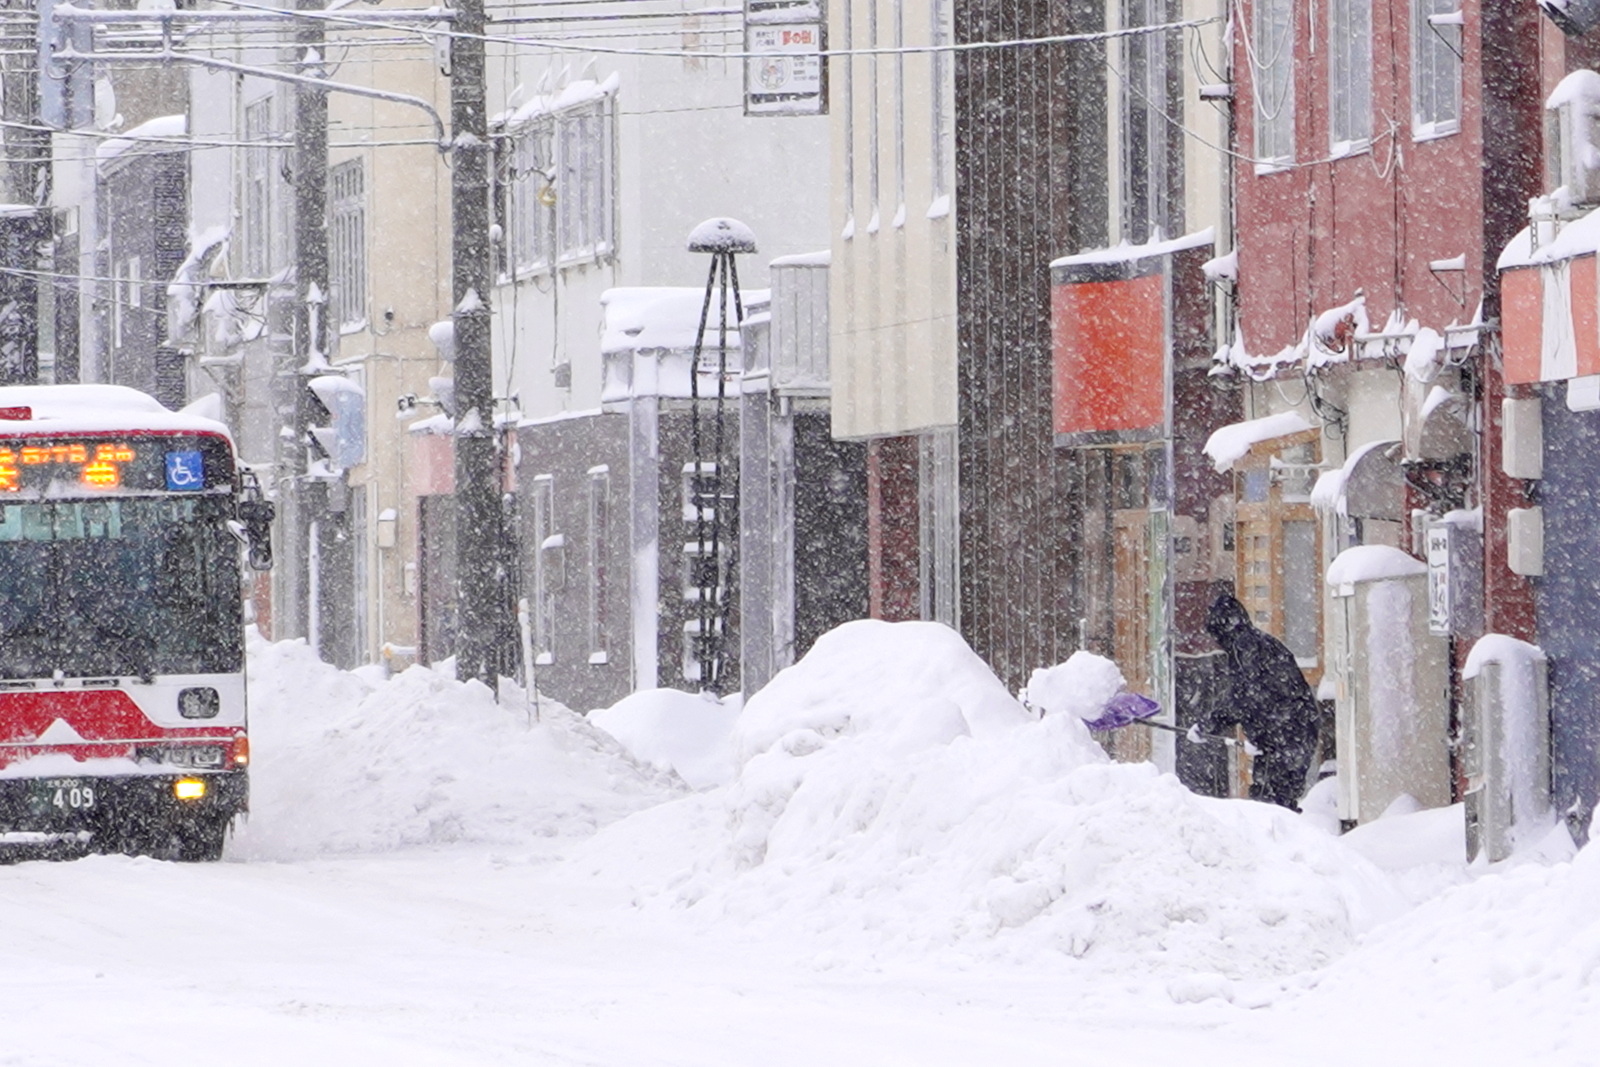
[[0, 384, 229, 438], [97, 114, 187, 165], [497, 73, 619, 129], [769, 249, 831, 268], [600, 287, 768, 354], [1202, 411, 1313, 472], [518, 406, 603, 429], [1326, 544, 1426, 589], [1051, 227, 1215, 269]]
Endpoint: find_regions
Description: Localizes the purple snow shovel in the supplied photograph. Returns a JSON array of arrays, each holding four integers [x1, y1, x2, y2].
[[1082, 692, 1163, 731], [1084, 694, 1252, 750]]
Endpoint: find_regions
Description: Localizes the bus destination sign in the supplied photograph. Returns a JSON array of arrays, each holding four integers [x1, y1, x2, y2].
[[0, 435, 231, 494]]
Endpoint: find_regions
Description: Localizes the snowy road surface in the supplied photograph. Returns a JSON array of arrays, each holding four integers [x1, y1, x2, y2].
[[0, 627, 1595, 1065]]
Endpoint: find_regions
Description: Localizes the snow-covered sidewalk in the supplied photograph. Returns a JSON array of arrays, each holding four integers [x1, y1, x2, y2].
[[0, 624, 1595, 1065]]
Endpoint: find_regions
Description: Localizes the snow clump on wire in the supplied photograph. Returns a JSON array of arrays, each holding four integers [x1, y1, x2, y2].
[[592, 620, 1402, 979]]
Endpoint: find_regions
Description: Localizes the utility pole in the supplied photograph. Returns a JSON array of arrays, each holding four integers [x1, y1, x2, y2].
[[450, 0, 501, 685], [280, 0, 332, 646], [0, 0, 48, 385]]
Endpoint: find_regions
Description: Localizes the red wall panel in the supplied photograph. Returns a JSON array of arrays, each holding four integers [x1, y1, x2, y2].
[[1051, 272, 1165, 438]]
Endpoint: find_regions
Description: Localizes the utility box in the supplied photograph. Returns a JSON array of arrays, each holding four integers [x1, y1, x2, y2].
[[1463, 637, 1551, 862], [1327, 552, 1452, 824], [1506, 506, 1545, 577], [1501, 397, 1543, 480]]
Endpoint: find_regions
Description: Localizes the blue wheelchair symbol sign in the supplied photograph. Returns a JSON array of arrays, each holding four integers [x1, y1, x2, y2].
[[165, 451, 205, 491]]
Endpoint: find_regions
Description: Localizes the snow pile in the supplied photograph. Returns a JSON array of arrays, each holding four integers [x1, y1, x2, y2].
[[588, 621, 1402, 980], [235, 635, 675, 858], [589, 688, 741, 790], [1021, 650, 1126, 721], [1274, 825, 1600, 1062]]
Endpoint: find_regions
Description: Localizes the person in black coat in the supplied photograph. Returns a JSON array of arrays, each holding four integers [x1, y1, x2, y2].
[[1200, 593, 1319, 810]]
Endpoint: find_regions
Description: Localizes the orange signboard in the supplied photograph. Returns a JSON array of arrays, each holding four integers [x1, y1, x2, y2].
[[1051, 271, 1166, 441]]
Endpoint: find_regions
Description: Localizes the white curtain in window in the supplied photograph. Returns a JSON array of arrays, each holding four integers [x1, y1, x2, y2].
[[1329, 0, 1372, 151], [1413, 0, 1462, 137], [1250, 0, 1295, 166]]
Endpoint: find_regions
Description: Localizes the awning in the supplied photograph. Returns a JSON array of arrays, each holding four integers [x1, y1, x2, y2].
[[1201, 411, 1313, 472]]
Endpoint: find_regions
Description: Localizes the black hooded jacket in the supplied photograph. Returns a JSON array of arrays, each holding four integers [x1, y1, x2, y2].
[[1203, 594, 1319, 749]]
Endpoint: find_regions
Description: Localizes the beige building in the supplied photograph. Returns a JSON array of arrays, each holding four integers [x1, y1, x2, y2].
[[182, 4, 455, 665], [324, 23, 456, 666], [827, 0, 960, 624]]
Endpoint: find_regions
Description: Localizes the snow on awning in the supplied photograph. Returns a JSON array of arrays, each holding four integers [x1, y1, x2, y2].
[[1311, 439, 1403, 518], [1202, 411, 1313, 472]]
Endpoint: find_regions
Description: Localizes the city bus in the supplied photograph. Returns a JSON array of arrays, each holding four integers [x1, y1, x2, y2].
[[0, 385, 272, 861]]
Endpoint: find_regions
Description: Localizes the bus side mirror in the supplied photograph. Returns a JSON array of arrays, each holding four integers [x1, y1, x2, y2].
[[239, 499, 275, 571]]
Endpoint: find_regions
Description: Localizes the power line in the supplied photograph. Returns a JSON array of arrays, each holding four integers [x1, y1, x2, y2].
[[131, 0, 1216, 62]]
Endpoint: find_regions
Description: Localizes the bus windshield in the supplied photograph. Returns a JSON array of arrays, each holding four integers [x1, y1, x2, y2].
[[0, 496, 243, 679]]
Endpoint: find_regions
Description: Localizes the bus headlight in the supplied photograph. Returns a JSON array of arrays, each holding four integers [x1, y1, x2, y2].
[[178, 687, 220, 719], [173, 778, 207, 801]]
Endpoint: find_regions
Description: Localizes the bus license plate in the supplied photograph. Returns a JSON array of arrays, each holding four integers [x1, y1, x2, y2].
[[30, 779, 98, 814]]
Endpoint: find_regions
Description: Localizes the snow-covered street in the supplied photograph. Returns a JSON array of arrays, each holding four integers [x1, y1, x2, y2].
[[2, 629, 1597, 1066]]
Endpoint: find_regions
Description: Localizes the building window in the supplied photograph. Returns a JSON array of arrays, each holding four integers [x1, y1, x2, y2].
[[1329, 0, 1372, 153], [531, 474, 556, 664], [1250, 0, 1295, 168], [126, 255, 141, 311], [508, 121, 555, 273], [867, 0, 880, 231], [1122, 0, 1182, 243], [842, 0, 855, 236], [930, 0, 952, 208], [587, 466, 610, 664], [329, 158, 366, 330], [893, 0, 905, 224], [1412, 0, 1461, 139], [112, 261, 124, 349], [242, 97, 273, 277], [556, 100, 614, 263], [504, 96, 615, 274]]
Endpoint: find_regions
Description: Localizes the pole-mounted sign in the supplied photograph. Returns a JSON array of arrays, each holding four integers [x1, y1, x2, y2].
[[744, 0, 826, 116]]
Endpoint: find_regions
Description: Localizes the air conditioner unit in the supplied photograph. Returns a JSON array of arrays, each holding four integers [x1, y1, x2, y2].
[[1462, 640, 1550, 863], [1548, 72, 1600, 209]]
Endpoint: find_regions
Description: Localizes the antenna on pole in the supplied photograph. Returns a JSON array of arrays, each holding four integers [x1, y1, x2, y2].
[[685, 217, 755, 695]]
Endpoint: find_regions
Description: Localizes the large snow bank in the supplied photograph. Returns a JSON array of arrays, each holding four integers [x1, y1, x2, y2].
[[234, 635, 674, 858], [582, 620, 1402, 980], [1267, 825, 1600, 1062], [589, 688, 741, 790]]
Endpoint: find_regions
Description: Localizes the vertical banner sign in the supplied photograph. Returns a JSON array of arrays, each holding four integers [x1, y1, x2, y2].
[[1426, 523, 1452, 636], [745, 0, 827, 116]]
